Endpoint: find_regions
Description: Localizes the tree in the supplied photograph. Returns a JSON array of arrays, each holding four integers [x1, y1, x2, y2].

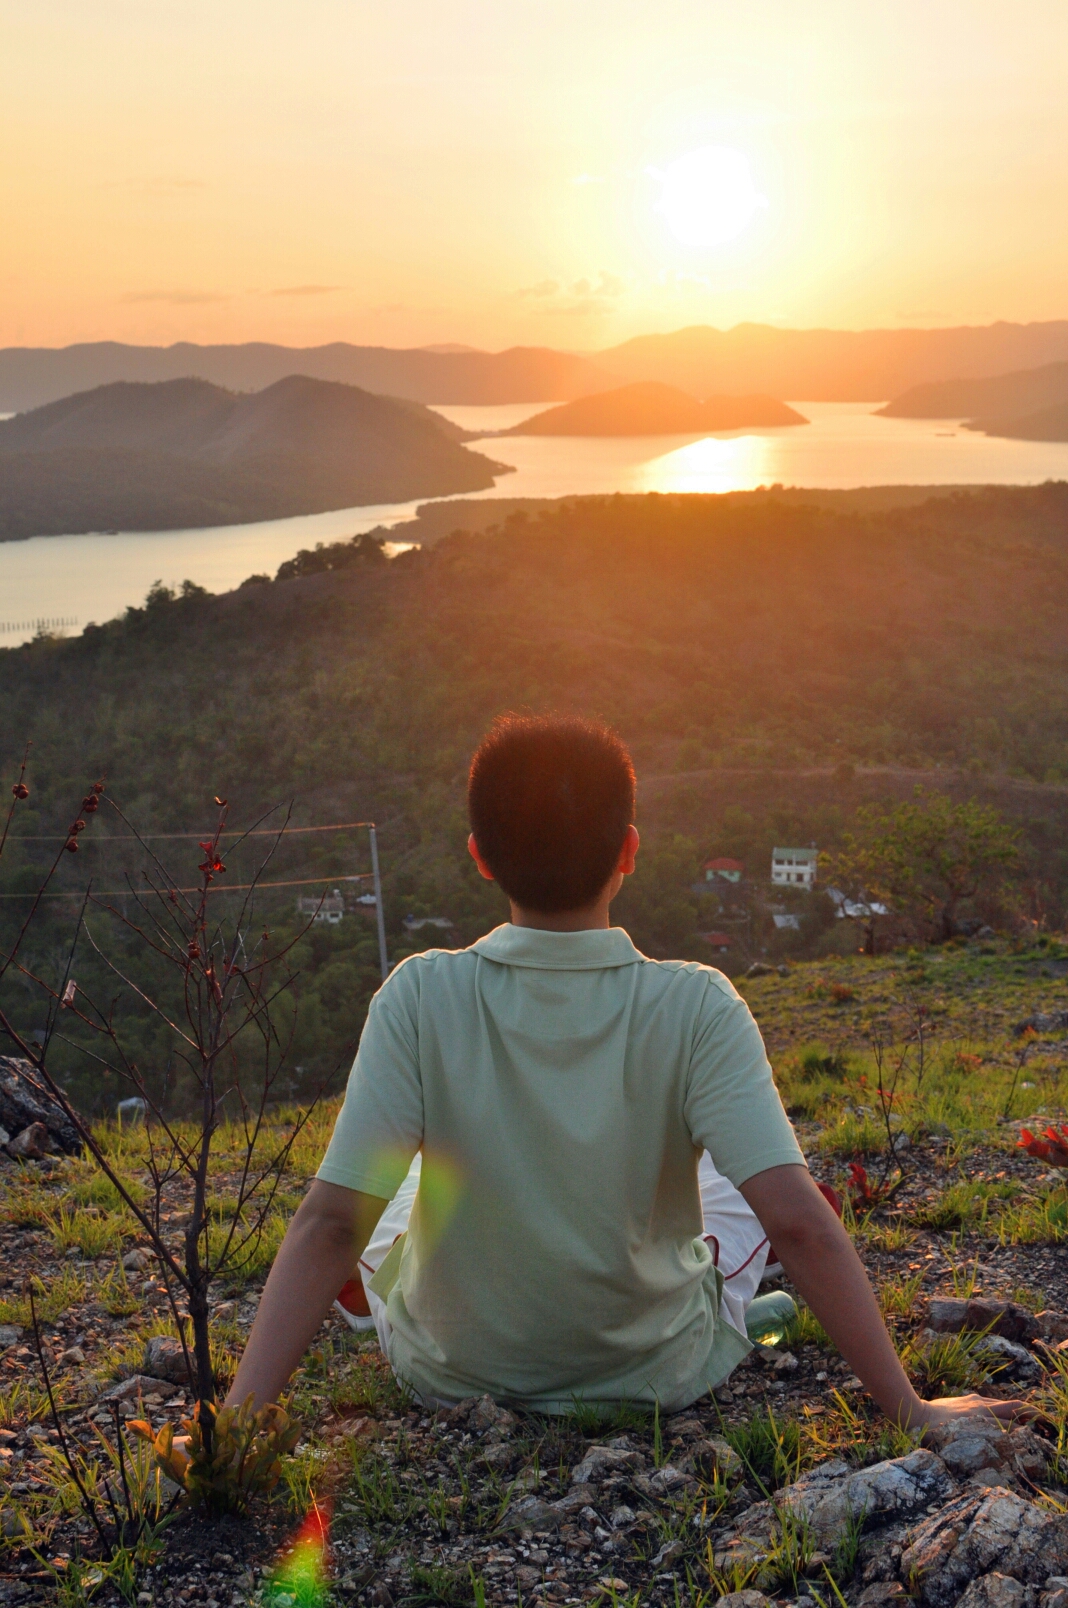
[[830, 789, 1020, 944]]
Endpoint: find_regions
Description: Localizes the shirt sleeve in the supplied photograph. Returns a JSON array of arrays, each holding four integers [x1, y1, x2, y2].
[[683, 977, 806, 1189], [316, 982, 423, 1198]]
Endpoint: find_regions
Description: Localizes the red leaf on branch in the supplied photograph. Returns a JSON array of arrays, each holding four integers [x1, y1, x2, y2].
[[11, 783, 29, 800]]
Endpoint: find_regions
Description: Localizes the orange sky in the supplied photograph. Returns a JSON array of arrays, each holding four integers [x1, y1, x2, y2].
[[3, 1, 1067, 351]]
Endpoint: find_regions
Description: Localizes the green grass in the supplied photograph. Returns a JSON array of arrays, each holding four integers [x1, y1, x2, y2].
[[783, 1306, 832, 1349], [995, 1188, 1068, 1245], [815, 1114, 891, 1157], [877, 1270, 925, 1320], [903, 1328, 997, 1394], [911, 1178, 1020, 1232], [46, 1205, 133, 1259], [0, 1268, 87, 1327], [720, 1405, 802, 1493]]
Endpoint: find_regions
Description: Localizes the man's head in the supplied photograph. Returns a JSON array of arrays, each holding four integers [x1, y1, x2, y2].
[[467, 715, 636, 915]]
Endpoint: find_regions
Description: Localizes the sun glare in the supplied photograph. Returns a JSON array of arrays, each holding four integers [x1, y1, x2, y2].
[[653, 145, 767, 251]]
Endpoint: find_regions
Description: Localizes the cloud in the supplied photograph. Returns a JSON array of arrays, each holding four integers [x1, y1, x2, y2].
[[514, 271, 625, 313], [120, 290, 230, 305], [514, 278, 561, 299], [571, 173, 605, 185], [270, 284, 342, 297]]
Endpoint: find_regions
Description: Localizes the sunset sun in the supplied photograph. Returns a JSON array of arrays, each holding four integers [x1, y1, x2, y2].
[[653, 145, 767, 251]]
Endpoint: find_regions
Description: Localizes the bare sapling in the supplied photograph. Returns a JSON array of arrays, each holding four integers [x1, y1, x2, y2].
[[0, 767, 346, 1469]]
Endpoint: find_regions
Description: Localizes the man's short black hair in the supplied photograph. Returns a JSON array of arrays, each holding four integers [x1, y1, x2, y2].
[[468, 714, 636, 913]]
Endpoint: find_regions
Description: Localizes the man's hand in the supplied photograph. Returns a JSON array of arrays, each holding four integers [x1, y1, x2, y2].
[[908, 1394, 1034, 1429], [226, 1180, 387, 1411], [738, 1165, 1029, 1429]]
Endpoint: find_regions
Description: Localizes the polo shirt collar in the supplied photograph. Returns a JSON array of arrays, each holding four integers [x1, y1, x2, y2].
[[471, 923, 643, 970]]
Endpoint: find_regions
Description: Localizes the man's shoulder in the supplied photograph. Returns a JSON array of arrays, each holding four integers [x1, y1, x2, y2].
[[636, 954, 743, 1004], [375, 945, 478, 1004]]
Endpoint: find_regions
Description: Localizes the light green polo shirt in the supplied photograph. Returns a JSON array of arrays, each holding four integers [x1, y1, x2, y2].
[[317, 923, 805, 1412]]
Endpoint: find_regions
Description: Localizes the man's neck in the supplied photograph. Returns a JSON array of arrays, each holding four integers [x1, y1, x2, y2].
[[509, 900, 611, 933]]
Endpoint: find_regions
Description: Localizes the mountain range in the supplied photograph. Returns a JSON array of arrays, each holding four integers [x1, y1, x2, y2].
[[6, 321, 1068, 412], [0, 376, 506, 539]]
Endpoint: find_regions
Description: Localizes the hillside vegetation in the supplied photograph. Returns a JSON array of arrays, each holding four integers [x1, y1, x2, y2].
[[1, 486, 1066, 1098], [0, 376, 504, 537]]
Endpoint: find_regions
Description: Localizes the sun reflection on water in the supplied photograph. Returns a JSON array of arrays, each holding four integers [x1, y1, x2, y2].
[[635, 431, 782, 494]]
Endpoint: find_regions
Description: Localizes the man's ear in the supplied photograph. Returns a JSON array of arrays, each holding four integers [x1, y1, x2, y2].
[[618, 824, 640, 876], [468, 833, 497, 882]]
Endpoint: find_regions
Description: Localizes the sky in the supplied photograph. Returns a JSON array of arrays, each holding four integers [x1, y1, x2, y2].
[[3, 1, 1068, 352]]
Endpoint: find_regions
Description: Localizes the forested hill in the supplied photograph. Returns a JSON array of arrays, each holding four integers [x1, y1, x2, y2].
[[3, 484, 1067, 1100], [3, 484, 1067, 826], [0, 376, 504, 537]]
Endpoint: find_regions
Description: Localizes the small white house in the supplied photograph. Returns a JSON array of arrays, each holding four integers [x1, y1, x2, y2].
[[296, 888, 345, 925], [403, 915, 455, 935], [771, 847, 818, 889]]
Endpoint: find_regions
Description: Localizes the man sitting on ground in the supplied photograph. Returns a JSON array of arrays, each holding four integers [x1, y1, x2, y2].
[[229, 715, 1019, 1426]]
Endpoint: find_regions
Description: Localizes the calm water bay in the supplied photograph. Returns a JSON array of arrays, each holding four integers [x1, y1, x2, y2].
[[1, 400, 1066, 646]]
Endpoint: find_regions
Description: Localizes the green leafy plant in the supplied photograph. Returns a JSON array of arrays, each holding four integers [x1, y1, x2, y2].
[[129, 1394, 301, 1515]]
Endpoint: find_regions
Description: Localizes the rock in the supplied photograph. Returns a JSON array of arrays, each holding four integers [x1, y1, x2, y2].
[[60, 1346, 86, 1365], [666, 1415, 704, 1439], [0, 1057, 82, 1155], [499, 1495, 565, 1532], [122, 1248, 153, 1273], [212, 1301, 237, 1323], [609, 1505, 636, 1528], [99, 1373, 176, 1401], [953, 1577, 1028, 1608], [6, 1122, 52, 1160], [471, 1395, 516, 1433], [1036, 1312, 1068, 1343], [900, 1487, 1068, 1608], [0, 1327, 20, 1349], [142, 1336, 193, 1385], [652, 1539, 685, 1568], [570, 1444, 645, 1484], [515, 1566, 542, 1592], [680, 1436, 743, 1480], [974, 1334, 1043, 1381], [1015, 1011, 1068, 1036], [926, 1298, 1040, 1345], [1043, 1581, 1068, 1608], [921, 1415, 1050, 1481], [858, 1586, 908, 1608], [717, 1594, 770, 1608], [734, 1450, 956, 1548], [746, 963, 776, 979], [481, 1442, 517, 1472], [647, 1464, 694, 1495], [553, 1484, 598, 1515]]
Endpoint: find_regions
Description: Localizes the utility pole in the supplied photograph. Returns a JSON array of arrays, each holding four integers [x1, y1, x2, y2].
[[367, 824, 389, 980]]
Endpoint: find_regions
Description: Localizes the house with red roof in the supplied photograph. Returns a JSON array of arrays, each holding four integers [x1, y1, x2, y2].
[[702, 856, 744, 884]]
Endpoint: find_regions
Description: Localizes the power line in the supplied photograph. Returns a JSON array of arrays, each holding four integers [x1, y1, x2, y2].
[[0, 873, 375, 899], [9, 821, 376, 842]]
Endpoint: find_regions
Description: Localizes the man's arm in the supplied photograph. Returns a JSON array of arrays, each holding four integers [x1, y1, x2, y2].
[[739, 1164, 1025, 1429], [226, 1180, 387, 1410]]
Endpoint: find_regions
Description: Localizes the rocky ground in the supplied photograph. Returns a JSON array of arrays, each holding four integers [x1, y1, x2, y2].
[[0, 1124, 1067, 1608]]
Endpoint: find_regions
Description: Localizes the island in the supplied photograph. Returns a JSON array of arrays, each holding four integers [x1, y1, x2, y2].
[[496, 381, 807, 437], [0, 375, 509, 539], [878, 360, 1068, 421], [964, 401, 1068, 442]]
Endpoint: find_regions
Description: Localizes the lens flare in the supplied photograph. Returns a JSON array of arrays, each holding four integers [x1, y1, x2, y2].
[[264, 1500, 331, 1608]]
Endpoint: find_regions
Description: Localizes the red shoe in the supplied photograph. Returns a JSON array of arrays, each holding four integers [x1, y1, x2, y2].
[[762, 1182, 843, 1281], [334, 1276, 375, 1333]]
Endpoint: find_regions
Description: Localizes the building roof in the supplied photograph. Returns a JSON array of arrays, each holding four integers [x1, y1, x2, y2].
[[703, 856, 745, 872], [772, 846, 818, 861], [697, 932, 731, 946]]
